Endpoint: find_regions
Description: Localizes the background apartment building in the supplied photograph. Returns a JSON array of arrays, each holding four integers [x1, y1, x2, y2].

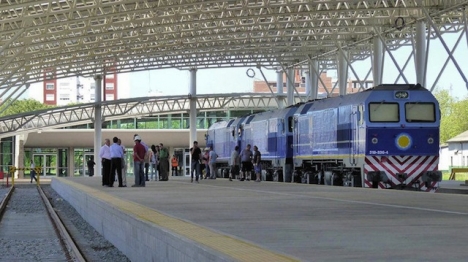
[[31, 68, 130, 105]]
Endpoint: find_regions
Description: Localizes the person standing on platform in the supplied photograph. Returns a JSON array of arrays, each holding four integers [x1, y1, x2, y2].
[[208, 146, 218, 179], [150, 145, 158, 181], [239, 144, 253, 181], [30, 159, 37, 183], [99, 138, 111, 186], [134, 133, 149, 152], [159, 143, 169, 181], [109, 137, 124, 187], [171, 154, 179, 176], [229, 146, 240, 181], [118, 138, 127, 187], [201, 148, 210, 179], [87, 158, 95, 177], [155, 145, 160, 180], [132, 136, 146, 187], [253, 145, 262, 182], [190, 141, 202, 183], [132, 135, 146, 187], [144, 146, 153, 182]]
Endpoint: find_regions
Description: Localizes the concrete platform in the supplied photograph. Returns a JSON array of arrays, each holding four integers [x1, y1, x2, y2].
[[51, 177, 468, 261]]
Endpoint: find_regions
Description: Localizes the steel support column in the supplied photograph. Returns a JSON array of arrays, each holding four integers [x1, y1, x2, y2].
[[372, 37, 384, 86], [309, 60, 319, 100], [189, 69, 197, 146], [68, 147, 74, 177], [415, 21, 427, 87], [286, 68, 294, 106], [94, 75, 102, 176], [337, 50, 348, 96], [276, 69, 284, 109], [304, 70, 311, 99], [15, 136, 23, 179]]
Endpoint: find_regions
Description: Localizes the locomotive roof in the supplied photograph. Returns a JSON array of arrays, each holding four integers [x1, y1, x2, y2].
[[294, 83, 434, 112], [208, 84, 430, 129], [369, 83, 426, 91]]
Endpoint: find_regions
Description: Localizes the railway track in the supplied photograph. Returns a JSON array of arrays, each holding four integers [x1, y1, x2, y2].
[[0, 184, 85, 262]]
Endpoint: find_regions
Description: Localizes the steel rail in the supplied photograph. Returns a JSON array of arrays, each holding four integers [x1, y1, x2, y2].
[[38, 186, 87, 262], [0, 186, 14, 221]]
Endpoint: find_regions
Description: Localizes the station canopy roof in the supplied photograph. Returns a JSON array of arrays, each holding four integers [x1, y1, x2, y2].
[[1, 0, 467, 90]]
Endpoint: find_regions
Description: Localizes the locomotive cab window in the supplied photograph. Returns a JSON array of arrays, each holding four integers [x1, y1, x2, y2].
[[369, 102, 399, 122], [405, 102, 435, 122], [288, 116, 294, 132]]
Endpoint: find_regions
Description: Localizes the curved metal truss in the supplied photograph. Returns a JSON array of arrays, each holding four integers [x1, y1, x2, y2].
[[0, 93, 298, 138], [1, 0, 468, 91]]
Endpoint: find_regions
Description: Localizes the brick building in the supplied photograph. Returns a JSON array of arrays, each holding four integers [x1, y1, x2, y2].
[[253, 70, 372, 97]]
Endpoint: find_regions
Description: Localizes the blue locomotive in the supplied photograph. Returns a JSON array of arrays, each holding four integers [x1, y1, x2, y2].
[[206, 84, 441, 191]]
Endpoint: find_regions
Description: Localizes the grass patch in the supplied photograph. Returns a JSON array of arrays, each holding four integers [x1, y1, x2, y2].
[[442, 172, 468, 181]]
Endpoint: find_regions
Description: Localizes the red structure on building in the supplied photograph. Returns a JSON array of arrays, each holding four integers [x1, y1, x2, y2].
[[43, 68, 57, 105], [103, 65, 118, 101]]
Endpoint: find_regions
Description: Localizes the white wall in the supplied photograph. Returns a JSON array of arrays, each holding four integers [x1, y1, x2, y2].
[[29, 82, 44, 102], [440, 142, 468, 171]]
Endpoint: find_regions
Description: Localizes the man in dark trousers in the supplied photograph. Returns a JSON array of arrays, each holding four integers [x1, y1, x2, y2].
[[99, 138, 111, 186], [190, 141, 202, 183], [159, 143, 169, 181], [109, 136, 125, 187]]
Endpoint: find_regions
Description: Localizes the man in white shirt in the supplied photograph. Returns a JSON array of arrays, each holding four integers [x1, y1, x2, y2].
[[109, 137, 124, 187], [99, 138, 111, 186]]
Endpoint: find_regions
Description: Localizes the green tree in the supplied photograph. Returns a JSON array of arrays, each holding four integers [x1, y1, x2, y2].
[[434, 89, 455, 119], [0, 98, 53, 117], [434, 88, 468, 143], [441, 99, 468, 143]]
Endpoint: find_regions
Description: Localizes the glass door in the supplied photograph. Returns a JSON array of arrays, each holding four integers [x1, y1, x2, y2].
[[33, 154, 57, 176], [33, 155, 43, 176]]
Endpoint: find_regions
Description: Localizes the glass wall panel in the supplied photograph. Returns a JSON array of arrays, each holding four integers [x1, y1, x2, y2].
[[45, 154, 57, 176], [57, 149, 67, 177], [24, 150, 32, 177], [119, 119, 136, 129], [126, 148, 134, 176], [1, 137, 14, 175], [74, 148, 95, 176]]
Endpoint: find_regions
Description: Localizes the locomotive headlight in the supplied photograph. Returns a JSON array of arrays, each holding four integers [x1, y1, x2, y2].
[[395, 133, 412, 150], [371, 137, 378, 144], [427, 137, 434, 144]]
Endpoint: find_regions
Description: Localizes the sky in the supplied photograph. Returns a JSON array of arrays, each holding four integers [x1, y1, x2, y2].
[[126, 31, 468, 100], [126, 67, 273, 97]]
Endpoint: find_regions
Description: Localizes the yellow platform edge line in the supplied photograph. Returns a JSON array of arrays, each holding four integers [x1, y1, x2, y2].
[[56, 178, 298, 262]]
